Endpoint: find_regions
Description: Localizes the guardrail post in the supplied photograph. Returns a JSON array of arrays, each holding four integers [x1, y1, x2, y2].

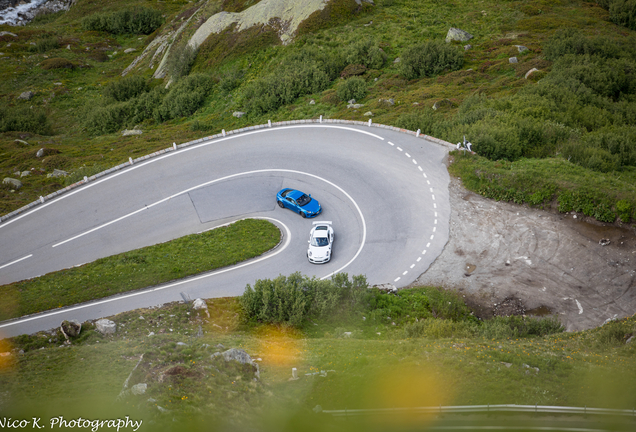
[[320, 115, 322, 123], [368, 119, 372, 127], [39, 196, 44, 203], [173, 142, 177, 150], [416, 129, 421, 137], [268, 120, 272, 128], [129, 157, 133, 165], [222, 129, 226, 137], [84, 176, 88, 183]]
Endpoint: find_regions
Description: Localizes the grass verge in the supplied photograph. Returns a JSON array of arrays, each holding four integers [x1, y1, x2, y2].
[[0, 218, 280, 321]]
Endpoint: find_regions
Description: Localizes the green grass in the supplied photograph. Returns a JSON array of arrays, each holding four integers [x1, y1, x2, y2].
[[1, 298, 634, 430], [0, 219, 280, 320]]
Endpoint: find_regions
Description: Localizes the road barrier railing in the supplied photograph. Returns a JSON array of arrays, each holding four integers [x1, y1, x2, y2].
[[0, 118, 455, 225]]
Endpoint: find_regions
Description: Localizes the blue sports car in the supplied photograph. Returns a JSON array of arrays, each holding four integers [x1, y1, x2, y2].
[[276, 188, 322, 218]]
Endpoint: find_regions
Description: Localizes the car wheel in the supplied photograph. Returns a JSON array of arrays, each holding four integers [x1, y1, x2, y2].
[[277, 200, 284, 208], [301, 212, 306, 218]]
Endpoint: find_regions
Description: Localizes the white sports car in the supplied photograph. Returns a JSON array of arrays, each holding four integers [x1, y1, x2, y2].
[[307, 221, 334, 264]]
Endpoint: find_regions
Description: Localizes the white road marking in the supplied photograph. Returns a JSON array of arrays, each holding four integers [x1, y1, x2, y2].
[[388, 141, 395, 146], [397, 147, 403, 151], [0, 125, 384, 230], [423, 173, 427, 178], [426, 243, 431, 247], [418, 166, 422, 171], [405, 152, 411, 157], [410, 264, 415, 269], [434, 219, 437, 224], [427, 180, 430, 185], [412, 160, 417, 164], [430, 235, 434, 240], [0, 217, 292, 330], [422, 250, 427, 255], [402, 271, 408, 275], [432, 195, 435, 200], [394, 277, 401, 282], [417, 257, 421, 262], [0, 254, 33, 270]]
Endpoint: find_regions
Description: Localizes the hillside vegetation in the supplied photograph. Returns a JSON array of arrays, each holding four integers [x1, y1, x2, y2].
[[1, 0, 636, 224]]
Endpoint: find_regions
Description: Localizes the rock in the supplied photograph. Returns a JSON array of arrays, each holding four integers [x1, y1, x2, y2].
[[363, 111, 373, 116], [432, 99, 453, 110], [524, 68, 539, 79], [60, 320, 81, 339], [20, 171, 31, 177], [464, 44, 472, 51], [192, 298, 208, 310], [0, 32, 18, 38], [124, 48, 136, 53], [122, 129, 142, 136], [2, 178, 22, 189], [348, 99, 356, 104], [375, 283, 397, 294], [509, 57, 518, 64], [445, 28, 473, 43], [47, 169, 68, 178], [233, 111, 245, 118], [343, 332, 352, 337], [627, 335, 633, 344], [217, 348, 260, 379], [36, 148, 44, 158], [131, 383, 147, 395], [148, 332, 155, 336], [95, 319, 117, 335], [309, 99, 315, 105], [393, 57, 400, 63], [379, 98, 395, 105], [18, 91, 34, 100], [515, 45, 529, 53], [501, 362, 512, 368], [354, 0, 374, 4], [177, 342, 187, 346], [313, 405, 323, 413], [14, 139, 29, 146], [66, 45, 71, 50], [347, 103, 364, 109], [599, 238, 610, 246]]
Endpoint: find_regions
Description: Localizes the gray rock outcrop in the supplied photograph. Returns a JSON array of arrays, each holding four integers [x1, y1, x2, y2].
[[3, 178, 22, 189], [214, 348, 260, 379], [36, 148, 44, 158], [60, 319, 81, 339], [95, 319, 117, 335], [445, 28, 473, 43], [232, 111, 245, 118], [18, 91, 34, 100], [121, 129, 142, 136]]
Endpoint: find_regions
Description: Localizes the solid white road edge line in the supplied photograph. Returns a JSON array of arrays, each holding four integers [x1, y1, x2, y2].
[[0, 217, 291, 330]]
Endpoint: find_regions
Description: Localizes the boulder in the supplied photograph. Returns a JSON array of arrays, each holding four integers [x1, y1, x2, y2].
[[47, 169, 68, 178], [20, 171, 31, 177], [122, 129, 142, 136], [432, 99, 453, 110], [192, 298, 208, 310], [18, 91, 34, 100], [375, 283, 397, 294], [379, 98, 395, 105], [309, 99, 315, 105], [393, 57, 401, 63], [515, 45, 529, 53], [14, 139, 29, 146], [60, 320, 81, 339], [347, 103, 364, 109], [124, 48, 136, 53], [363, 111, 373, 117], [217, 348, 260, 379], [509, 57, 518, 64], [95, 319, 117, 335], [524, 68, 539, 79], [131, 383, 147, 395], [232, 111, 245, 118], [445, 28, 473, 43], [36, 148, 44, 158], [0, 31, 18, 38], [464, 44, 472, 51], [2, 178, 22, 190]]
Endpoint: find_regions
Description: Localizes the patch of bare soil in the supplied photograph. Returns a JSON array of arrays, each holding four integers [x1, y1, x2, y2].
[[412, 176, 636, 331]]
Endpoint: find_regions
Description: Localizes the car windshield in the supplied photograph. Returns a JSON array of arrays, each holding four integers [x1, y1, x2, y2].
[[297, 194, 311, 206], [311, 236, 329, 247]]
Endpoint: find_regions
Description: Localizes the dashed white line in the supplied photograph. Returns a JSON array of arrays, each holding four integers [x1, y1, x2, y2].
[[430, 235, 434, 240], [432, 195, 435, 200], [402, 271, 408, 275], [418, 166, 422, 171], [0, 254, 33, 270], [405, 152, 411, 157], [410, 264, 415, 269], [426, 243, 431, 248], [422, 250, 427, 255], [394, 277, 401, 282], [397, 147, 403, 152], [417, 257, 422, 262]]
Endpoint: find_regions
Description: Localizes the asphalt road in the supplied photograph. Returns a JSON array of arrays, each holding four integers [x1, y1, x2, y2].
[[0, 124, 450, 337]]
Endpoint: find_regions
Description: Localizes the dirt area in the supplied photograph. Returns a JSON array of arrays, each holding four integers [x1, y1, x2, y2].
[[412, 176, 636, 332]]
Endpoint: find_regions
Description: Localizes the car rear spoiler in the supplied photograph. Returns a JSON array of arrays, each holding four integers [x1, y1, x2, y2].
[[312, 221, 332, 225]]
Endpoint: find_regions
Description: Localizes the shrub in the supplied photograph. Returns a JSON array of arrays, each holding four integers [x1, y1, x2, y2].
[[81, 7, 163, 35], [543, 29, 625, 60], [40, 58, 75, 70], [593, 318, 635, 348], [166, 44, 198, 80], [218, 70, 244, 93], [29, 36, 59, 53], [344, 38, 387, 69], [104, 76, 149, 102], [0, 107, 53, 135], [395, 111, 437, 135], [616, 199, 633, 222], [240, 272, 369, 326], [84, 101, 132, 135], [154, 74, 212, 122], [336, 76, 367, 102], [610, 0, 636, 30], [399, 41, 464, 79], [404, 319, 476, 339]]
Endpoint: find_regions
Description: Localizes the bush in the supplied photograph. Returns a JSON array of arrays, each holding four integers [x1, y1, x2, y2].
[[29, 36, 59, 53], [399, 41, 464, 79], [404, 319, 476, 339], [336, 76, 367, 102], [81, 7, 163, 35], [0, 107, 53, 135], [543, 29, 627, 60], [344, 38, 387, 69], [40, 58, 75, 70], [240, 272, 370, 326], [104, 76, 149, 102], [166, 44, 198, 80], [616, 199, 633, 222], [84, 102, 132, 135], [154, 74, 212, 122], [610, 0, 636, 30]]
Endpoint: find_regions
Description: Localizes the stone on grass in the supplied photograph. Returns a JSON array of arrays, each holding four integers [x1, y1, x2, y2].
[[445, 28, 473, 43], [60, 320, 82, 339], [364, 111, 373, 117], [14, 139, 29, 146], [131, 383, 147, 395], [36, 148, 44, 158], [124, 48, 136, 54], [20, 171, 30, 177], [216, 348, 260, 379], [3, 178, 22, 189], [18, 91, 34, 100], [524, 68, 539, 79], [122, 129, 142, 136], [309, 99, 315, 105], [232, 111, 245, 118], [95, 319, 117, 335], [509, 57, 518, 64], [47, 169, 68, 178], [515, 45, 529, 53]]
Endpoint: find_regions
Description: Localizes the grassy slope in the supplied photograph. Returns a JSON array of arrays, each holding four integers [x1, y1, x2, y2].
[[1, 298, 634, 429], [1, 0, 635, 220]]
